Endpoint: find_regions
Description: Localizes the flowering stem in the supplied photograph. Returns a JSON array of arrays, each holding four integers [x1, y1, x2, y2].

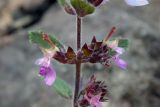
[[73, 16, 81, 107]]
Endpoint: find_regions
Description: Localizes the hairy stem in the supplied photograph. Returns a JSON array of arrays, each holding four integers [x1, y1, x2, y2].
[[73, 16, 82, 107], [74, 62, 81, 107], [77, 16, 81, 50]]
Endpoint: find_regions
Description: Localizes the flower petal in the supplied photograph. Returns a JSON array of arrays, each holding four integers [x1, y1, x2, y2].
[[124, 0, 149, 6], [114, 47, 125, 54], [113, 56, 127, 69], [44, 66, 56, 86], [39, 66, 48, 76], [91, 95, 102, 107], [85, 93, 102, 107], [39, 65, 56, 86], [35, 57, 50, 67]]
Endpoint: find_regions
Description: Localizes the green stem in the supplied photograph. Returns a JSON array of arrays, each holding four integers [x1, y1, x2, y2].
[[73, 16, 82, 107]]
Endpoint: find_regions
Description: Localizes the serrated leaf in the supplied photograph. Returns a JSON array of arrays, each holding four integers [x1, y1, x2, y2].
[[118, 39, 129, 48], [53, 77, 72, 99], [71, 0, 95, 17], [29, 31, 64, 50], [29, 31, 50, 48]]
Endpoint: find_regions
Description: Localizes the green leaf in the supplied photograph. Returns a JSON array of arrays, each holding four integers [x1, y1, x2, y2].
[[118, 39, 129, 48], [29, 31, 64, 50], [53, 77, 72, 99], [71, 0, 95, 17]]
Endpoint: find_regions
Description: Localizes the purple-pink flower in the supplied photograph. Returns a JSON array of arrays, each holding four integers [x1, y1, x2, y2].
[[39, 65, 56, 86], [112, 47, 127, 69], [125, 0, 149, 6], [85, 94, 102, 107], [35, 56, 51, 67], [101, 0, 149, 6], [35, 48, 58, 86], [112, 54, 127, 69], [105, 39, 127, 69]]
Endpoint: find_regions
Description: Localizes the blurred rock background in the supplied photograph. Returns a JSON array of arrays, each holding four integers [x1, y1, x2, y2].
[[0, 0, 160, 107]]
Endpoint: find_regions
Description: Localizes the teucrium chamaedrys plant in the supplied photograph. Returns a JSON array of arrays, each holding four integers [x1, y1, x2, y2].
[[28, 0, 149, 107]]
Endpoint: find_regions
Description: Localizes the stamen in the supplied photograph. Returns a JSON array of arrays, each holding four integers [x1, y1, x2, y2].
[[104, 26, 116, 41], [42, 33, 55, 48]]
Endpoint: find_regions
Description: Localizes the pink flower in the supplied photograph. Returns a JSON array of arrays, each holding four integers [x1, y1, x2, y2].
[[113, 47, 127, 69], [39, 65, 56, 86], [107, 40, 127, 69], [35, 56, 51, 67], [125, 0, 149, 6], [35, 49, 57, 86], [112, 54, 127, 69], [85, 94, 102, 107], [35, 47, 58, 65], [114, 47, 125, 55]]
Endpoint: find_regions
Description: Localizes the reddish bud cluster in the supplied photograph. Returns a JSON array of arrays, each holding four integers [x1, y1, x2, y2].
[[53, 36, 110, 66], [78, 75, 108, 107]]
